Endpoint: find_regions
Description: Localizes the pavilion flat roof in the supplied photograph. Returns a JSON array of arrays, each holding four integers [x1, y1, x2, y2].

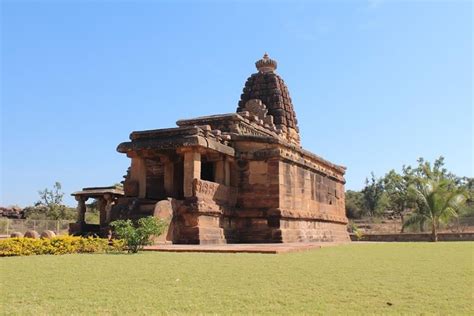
[[71, 186, 124, 197]]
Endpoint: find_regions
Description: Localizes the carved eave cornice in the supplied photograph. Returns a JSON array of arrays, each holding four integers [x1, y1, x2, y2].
[[278, 146, 346, 182], [176, 111, 280, 139], [117, 126, 235, 157], [176, 113, 243, 127], [130, 126, 203, 140], [178, 112, 295, 147]]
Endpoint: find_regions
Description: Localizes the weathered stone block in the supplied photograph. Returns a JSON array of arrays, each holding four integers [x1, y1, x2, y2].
[[40, 230, 56, 239], [248, 161, 268, 184], [24, 230, 40, 239]]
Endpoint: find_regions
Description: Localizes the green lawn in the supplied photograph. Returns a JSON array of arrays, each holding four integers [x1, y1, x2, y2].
[[1, 243, 472, 315]]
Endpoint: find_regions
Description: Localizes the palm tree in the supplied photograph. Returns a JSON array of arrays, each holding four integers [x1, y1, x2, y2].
[[403, 178, 466, 241]]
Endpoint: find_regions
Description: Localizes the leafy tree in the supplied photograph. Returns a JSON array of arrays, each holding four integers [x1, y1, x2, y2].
[[376, 191, 391, 215], [345, 190, 364, 218], [383, 169, 416, 232], [410, 156, 458, 184], [38, 182, 64, 206], [110, 217, 167, 253], [361, 172, 386, 216], [401, 156, 468, 232], [457, 177, 474, 216], [24, 182, 76, 220], [404, 178, 467, 241], [37, 182, 75, 220], [350, 156, 470, 233]]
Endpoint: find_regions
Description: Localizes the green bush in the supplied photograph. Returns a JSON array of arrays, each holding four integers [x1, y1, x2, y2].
[[110, 216, 167, 253], [0, 236, 124, 257]]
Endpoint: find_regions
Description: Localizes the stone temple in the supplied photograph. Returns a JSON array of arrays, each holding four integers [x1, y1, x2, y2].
[[71, 54, 350, 244]]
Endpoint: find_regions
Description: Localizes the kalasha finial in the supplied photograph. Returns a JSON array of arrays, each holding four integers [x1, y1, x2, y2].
[[255, 53, 277, 73]]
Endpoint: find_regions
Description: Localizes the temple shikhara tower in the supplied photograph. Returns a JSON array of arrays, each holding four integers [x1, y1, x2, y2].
[[71, 54, 350, 244]]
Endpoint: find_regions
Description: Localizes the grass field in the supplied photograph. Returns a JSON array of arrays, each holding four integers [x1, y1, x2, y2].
[[1, 242, 472, 315]]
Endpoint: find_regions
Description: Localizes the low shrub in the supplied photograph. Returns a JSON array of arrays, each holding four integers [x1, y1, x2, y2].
[[110, 216, 167, 253], [354, 229, 364, 241], [0, 236, 124, 257]]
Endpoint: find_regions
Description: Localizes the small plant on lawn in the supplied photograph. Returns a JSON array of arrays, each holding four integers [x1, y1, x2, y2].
[[110, 216, 167, 253], [354, 228, 364, 241], [349, 221, 364, 241]]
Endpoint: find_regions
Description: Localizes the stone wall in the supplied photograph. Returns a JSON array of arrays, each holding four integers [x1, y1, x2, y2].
[[223, 155, 349, 243], [229, 155, 278, 242], [278, 160, 346, 223], [237, 159, 280, 210], [274, 160, 349, 242]]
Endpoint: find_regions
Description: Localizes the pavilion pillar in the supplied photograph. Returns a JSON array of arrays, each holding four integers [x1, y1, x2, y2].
[[75, 196, 88, 224], [104, 193, 114, 224], [130, 157, 147, 198], [97, 197, 107, 226], [183, 150, 201, 197]]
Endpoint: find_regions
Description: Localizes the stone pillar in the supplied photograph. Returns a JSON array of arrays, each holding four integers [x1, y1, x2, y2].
[[104, 193, 114, 224], [164, 160, 174, 196], [224, 159, 231, 186], [215, 160, 225, 185], [75, 196, 88, 224], [131, 157, 147, 198], [97, 197, 107, 226], [183, 150, 201, 197]]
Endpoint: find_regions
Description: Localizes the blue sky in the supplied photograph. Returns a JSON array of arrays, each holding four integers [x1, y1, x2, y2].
[[1, 0, 472, 207]]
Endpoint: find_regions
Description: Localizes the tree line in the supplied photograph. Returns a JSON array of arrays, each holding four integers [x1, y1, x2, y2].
[[21, 182, 100, 224], [346, 156, 473, 241]]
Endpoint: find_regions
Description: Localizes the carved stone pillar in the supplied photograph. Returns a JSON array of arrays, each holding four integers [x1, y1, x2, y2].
[[97, 197, 107, 226], [183, 150, 201, 197], [75, 196, 88, 224], [104, 193, 114, 224], [215, 160, 225, 185], [130, 157, 147, 198], [224, 159, 231, 186]]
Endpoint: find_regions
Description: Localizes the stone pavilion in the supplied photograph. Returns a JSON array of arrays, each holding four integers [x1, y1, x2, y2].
[[71, 54, 349, 244]]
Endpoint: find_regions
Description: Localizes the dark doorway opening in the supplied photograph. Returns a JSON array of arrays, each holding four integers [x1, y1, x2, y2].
[[201, 162, 215, 182]]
